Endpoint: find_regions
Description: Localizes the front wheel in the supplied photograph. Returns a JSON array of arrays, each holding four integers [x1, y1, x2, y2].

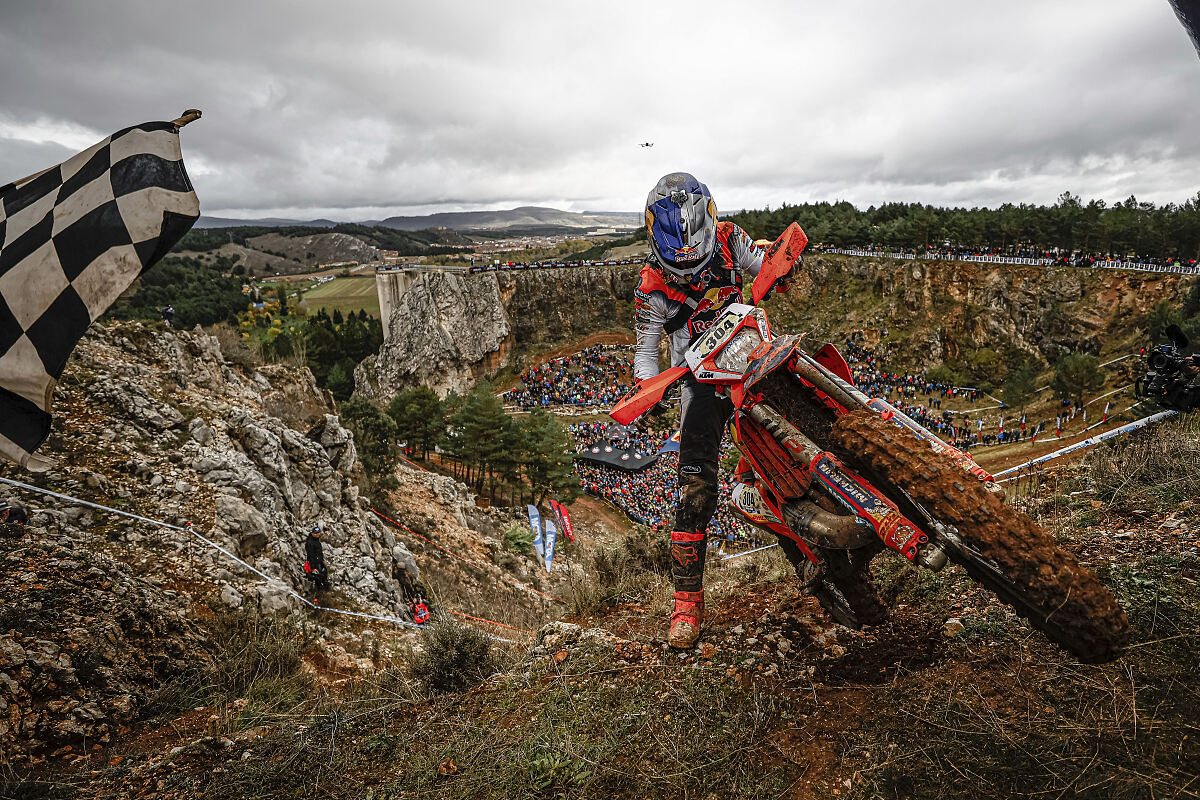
[[830, 410, 1129, 663], [777, 535, 885, 629]]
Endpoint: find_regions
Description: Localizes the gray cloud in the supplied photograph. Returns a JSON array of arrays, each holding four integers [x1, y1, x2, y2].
[[1, 1, 1197, 218]]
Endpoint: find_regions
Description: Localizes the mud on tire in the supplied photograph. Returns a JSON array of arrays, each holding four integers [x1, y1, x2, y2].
[[830, 410, 1130, 663]]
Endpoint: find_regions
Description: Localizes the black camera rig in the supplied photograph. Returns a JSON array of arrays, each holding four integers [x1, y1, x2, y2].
[[1134, 324, 1200, 412]]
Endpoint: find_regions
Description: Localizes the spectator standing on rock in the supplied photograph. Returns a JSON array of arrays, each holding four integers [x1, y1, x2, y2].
[[303, 525, 330, 598], [0, 500, 28, 530], [160, 304, 175, 329], [410, 591, 430, 625]]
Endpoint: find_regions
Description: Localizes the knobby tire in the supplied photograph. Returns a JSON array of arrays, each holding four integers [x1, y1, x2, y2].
[[829, 410, 1129, 663]]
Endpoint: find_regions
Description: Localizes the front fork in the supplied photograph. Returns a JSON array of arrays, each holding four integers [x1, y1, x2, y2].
[[734, 401, 947, 570]]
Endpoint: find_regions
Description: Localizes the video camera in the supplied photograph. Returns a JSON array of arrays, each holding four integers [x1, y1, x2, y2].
[[1135, 324, 1200, 412]]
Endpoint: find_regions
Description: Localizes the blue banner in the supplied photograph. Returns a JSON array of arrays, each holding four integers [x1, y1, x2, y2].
[[544, 520, 557, 574], [656, 430, 681, 455], [526, 504, 544, 563]]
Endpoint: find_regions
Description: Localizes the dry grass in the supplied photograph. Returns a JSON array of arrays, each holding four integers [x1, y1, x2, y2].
[[1085, 415, 1200, 512]]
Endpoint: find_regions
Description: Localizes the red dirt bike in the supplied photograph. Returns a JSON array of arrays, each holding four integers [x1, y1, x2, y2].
[[612, 224, 1129, 663]]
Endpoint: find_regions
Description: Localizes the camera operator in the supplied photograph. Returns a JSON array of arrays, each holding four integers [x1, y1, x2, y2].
[[1137, 325, 1200, 412]]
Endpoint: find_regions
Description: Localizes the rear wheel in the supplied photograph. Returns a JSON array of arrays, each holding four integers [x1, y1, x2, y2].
[[830, 410, 1129, 663]]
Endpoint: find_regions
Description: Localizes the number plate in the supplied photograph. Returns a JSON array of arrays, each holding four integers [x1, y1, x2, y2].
[[690, 305, 751, 358]]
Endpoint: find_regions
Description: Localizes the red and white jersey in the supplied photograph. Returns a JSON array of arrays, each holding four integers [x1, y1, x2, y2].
[[633, 221, 764, 381]]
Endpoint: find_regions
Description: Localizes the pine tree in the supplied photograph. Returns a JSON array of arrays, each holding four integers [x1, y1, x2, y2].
[[339, 396, 398, 492], [1001, 364, 1039, 413], [1051, 353, 1104, 409], [326, 359, 356, 401], [523, 409, 577, 506]]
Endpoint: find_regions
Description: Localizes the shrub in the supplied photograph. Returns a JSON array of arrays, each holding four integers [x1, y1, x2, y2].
[[567, 531, 671, 616], [1085, 416, 1200, 512], [146, 611, 314, 721], [503, 523, 533, 555], [407, 622, 495, 694]]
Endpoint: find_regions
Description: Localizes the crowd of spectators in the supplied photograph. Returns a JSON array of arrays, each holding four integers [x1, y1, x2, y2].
[[575, 451, 760, 548], [570, 421, 660, 455], [851, 362, 983, 405], [818, 244, 1199, 273], [505, 345, 632, 408]]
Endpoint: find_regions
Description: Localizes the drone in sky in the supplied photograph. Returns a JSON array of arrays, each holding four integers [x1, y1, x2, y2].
[[639, 142, 654, 148]]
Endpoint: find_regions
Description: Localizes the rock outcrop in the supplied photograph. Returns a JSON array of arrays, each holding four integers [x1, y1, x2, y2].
[[773, 255, 1192, 368], [358, 265, 640, 399], [33, 323, 423, 618], [0, 538, 215, 764], [359, 254, 1192, 403]]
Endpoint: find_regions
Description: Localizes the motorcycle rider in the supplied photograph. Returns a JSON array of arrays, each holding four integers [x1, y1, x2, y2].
[[633, 172, 797, 648]]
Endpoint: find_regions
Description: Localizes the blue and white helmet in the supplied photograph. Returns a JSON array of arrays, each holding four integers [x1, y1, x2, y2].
[[645, 172, 717, 280]]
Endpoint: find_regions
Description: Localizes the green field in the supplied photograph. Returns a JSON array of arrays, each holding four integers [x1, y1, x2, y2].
[[299, 276, 380, 317]]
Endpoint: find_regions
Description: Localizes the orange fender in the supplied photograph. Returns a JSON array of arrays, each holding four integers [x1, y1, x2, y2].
[[751, 222, 808, 305], [610, 366, 689, 426]]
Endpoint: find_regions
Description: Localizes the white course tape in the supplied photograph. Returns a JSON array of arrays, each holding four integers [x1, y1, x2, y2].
[[991, 410, 1178, 479], [721, 543, 780, 561], [0, 476, 521, 641]]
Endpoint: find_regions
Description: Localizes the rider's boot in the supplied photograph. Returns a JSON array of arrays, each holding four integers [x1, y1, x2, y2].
[[669, 589, 704, 649], [668, 530, 707, 648]]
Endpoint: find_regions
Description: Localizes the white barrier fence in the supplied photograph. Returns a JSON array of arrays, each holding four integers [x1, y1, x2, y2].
[[822, 248, 1200, 275]]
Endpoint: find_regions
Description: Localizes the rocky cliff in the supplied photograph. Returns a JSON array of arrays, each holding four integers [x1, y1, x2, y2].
[[776, 255, 1192, 368], [357, 265, 640, 399], [0, 322, 430, 761], [358, 255, 1190, 402]]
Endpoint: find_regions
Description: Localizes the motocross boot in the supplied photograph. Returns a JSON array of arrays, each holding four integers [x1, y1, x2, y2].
[[669, 589, 704, 649], [668, 530, 707, 648]]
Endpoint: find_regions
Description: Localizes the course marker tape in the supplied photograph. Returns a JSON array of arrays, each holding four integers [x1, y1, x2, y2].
[[721, 543, 780, 561], [444, 609, 533, 634], [0, 476, 526, 642], [992, 410, 1178, 479]]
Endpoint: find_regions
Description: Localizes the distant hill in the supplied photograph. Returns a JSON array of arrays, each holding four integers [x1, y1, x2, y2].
[[196, 216, 338, 229], [375, 206, 639, 233], [194, 207, 640, 234], [171, 223, 472, 276]]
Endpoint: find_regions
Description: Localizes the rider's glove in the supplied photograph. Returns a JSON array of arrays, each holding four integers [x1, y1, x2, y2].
[[773, 255, 803, 294], [637, 399, 672, 431]]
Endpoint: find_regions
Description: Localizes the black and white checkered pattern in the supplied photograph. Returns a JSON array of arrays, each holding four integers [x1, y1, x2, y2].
[[0, 121, 200, 471]]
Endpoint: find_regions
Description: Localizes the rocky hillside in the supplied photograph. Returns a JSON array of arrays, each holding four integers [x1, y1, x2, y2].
[[357, 266, 639, 398], [0, 322, 569, 765], [778, 255, 1193, 368], [176, 231, 381, 276], [358, 255, 1195, 401]]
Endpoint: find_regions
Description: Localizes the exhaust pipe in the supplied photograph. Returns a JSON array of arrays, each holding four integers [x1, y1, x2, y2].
[[782, 500, 877, 549]]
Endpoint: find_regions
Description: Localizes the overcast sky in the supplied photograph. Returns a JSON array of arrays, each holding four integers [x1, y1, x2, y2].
[[1, 1, 1197, 220]]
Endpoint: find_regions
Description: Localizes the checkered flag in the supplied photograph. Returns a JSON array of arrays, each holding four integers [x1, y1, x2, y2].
[[0, 118, 200, 471]]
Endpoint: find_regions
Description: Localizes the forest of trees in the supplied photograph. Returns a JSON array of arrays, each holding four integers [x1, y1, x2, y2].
[[110, 254, 247, 329], [725, 191, 1200, 261], [295, 308, 382, 401], [385, 383, 577, 506]]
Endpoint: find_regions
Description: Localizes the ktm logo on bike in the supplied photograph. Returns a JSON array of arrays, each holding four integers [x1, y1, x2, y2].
[[671, 543, 700, 566]]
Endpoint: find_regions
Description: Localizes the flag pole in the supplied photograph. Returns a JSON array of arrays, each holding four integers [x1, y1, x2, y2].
[[171, 109, 202, 129]]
